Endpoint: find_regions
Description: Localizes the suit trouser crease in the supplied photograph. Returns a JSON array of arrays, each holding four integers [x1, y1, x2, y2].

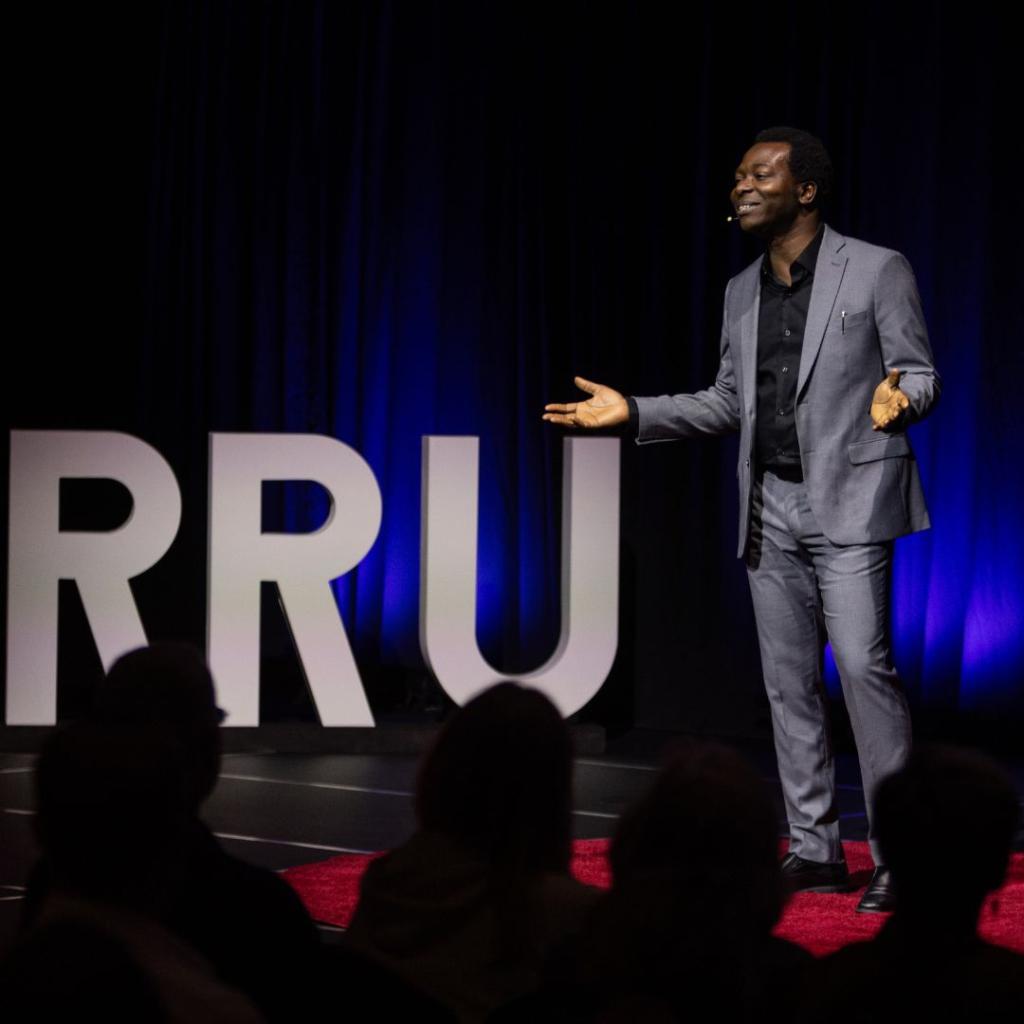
[[745, 471, 912, 865]]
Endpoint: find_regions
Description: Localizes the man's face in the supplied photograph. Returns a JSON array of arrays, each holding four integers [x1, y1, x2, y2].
[[730, 142, 810, 236]]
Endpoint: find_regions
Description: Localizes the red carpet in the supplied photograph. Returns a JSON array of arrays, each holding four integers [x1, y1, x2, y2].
[[282, 840, 1024, 957]]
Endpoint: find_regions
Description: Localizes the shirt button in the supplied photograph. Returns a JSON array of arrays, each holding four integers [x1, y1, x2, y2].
[[784, 329, 791, 337], [782, 366, 789, 373], [778, 409, 785, 416]]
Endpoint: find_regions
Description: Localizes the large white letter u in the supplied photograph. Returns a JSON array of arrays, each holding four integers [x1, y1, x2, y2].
[[420, 436, 619, 717]]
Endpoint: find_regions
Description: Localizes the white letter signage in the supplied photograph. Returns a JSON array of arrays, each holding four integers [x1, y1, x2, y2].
[[420, 436, 620, 717], [207, 433, 382, 726], [6, 431, 182, 724]]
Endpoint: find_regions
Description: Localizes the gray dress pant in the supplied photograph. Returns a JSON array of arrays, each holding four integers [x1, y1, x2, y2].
[[745, 469, 912, 865]]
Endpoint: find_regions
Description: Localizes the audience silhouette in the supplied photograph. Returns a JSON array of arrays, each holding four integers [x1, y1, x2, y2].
[[500, 740, 810, 1022], [344, 681, 598, 1022], [801, 744, 1023, 1022], [16, 644, 322, 1022], [4, 720, 264, 1022], [3, 655, 1022, 1024]]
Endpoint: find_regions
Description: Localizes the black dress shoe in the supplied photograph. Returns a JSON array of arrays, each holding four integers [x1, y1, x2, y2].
[[780, 852, 852, 893], [856, 866, 896, 913]]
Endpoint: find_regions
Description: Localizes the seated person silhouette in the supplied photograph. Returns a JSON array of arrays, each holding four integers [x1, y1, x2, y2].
[[4, 721, 263, 1022], [344, 682, 598, 1022], [802, 744, 1023, 1023], [554, 740, 811, 1023], [20, 644, 323, 1022]]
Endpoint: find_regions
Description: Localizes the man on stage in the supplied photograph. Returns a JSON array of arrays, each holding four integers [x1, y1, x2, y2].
[[543, 127, 940, 913]]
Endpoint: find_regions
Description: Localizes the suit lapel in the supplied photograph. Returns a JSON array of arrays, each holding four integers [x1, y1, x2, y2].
[[797, 224, 848, 397], [735, 264, 760, 420]]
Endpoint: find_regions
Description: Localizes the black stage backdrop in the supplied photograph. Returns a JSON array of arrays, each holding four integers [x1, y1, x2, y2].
[[5, 2, 1021, 738]]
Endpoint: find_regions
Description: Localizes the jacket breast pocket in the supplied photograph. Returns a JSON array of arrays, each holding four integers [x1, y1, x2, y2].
[[848, 433, 910, 464], [830, 309, 870, 333]]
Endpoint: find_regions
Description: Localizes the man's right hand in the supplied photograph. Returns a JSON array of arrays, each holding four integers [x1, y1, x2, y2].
[[543, 377, 629, 429]]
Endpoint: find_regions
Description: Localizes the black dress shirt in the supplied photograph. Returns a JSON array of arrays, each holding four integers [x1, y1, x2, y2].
[[755, 223, 823, 472]]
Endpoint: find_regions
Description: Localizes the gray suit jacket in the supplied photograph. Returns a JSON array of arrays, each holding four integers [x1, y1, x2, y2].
[[633, 223, 940, 557]]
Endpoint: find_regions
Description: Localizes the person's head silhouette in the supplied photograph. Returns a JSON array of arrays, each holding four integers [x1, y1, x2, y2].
[[875, 744, 1019, 932], [94, 643, 224, 809], [416, 682, 573, 875], [611, 740, 784, 932]]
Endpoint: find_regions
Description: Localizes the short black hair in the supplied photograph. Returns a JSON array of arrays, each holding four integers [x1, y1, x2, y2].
[[754, 126, 833, 209]]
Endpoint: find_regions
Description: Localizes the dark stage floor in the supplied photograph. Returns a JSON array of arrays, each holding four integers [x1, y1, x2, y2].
[[3, 731, 1023, 956]]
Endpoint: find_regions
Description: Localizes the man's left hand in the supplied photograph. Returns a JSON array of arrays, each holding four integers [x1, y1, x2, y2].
[[870, 369, 910, 431]]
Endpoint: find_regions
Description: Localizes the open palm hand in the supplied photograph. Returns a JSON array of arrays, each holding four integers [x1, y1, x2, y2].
[[543, 377, 629, 429]]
